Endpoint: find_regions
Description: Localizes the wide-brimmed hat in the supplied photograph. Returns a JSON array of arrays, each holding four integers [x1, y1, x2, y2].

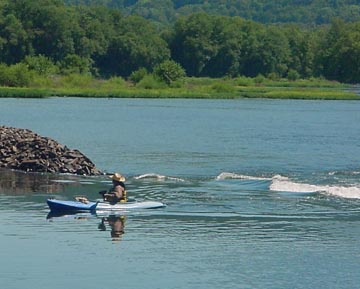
[[110, 173, 126, 182]]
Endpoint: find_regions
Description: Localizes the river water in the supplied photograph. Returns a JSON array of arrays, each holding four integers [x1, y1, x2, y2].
[[1, 97, 360, 289]]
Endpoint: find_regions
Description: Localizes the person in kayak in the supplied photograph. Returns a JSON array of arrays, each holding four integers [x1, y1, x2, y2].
[[101, 173, 127, 204]]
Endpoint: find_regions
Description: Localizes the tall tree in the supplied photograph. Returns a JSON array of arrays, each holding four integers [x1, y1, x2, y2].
[[7, 0, 76, 61], [201, 16, 247, 77], [170, 13, 219, 76], [0, 13, 29, 63], [318, 19, 360, 83], [96, 15, 170, 77], [283, 24, 315, 78], [72, 5, 118, 59]]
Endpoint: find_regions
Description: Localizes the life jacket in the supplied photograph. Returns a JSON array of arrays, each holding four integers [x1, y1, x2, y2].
[[118, 182, 127, 202], [108, 182, 127, 203]]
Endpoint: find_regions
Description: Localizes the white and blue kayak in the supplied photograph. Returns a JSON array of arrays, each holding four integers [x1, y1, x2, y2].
[[47, 198, 166, 213]]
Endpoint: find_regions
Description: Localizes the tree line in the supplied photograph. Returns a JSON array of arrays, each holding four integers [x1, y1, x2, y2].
[[0, 0, 359, 84], [64, 0, 360, 25]]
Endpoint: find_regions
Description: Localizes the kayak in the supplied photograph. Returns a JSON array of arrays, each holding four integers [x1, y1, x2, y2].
[[47, 199, 97, 212], [47, 198, 166, 213]]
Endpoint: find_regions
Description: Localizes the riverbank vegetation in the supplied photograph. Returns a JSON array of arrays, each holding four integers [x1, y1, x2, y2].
[[0, 0, 359, 99], [0, 72, 357, 100]]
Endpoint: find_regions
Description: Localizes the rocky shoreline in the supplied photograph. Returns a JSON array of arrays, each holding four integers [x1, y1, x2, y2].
[[0, 125, 102, 175]]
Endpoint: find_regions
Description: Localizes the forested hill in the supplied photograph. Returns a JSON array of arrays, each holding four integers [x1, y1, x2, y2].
[[63, 0, 360, 25], [0, 0, 360, 83]]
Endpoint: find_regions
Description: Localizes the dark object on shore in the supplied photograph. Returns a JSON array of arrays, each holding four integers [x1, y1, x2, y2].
[[0, 125, 102, 175]]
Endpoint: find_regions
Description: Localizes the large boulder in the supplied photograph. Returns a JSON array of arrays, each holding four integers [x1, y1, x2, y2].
[[0, 125, 102, 175]]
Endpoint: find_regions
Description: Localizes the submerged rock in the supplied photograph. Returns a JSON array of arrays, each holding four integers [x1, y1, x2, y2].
[[0, 125, 102, 175]]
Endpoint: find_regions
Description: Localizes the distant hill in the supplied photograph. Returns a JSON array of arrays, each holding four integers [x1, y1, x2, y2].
[[63, 0, 360, 24]]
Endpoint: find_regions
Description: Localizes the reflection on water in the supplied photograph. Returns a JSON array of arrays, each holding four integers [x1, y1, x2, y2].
[[0, 168, 105, 196], [47, 211, 126, 241], [0, 169, 71, 195], [98, 215, 126, 241]]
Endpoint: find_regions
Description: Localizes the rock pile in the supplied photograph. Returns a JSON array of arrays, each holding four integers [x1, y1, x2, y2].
[[0, 125, 102, 175]]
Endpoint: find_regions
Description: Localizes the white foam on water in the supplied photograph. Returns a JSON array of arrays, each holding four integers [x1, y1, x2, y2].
[[324, 186, 360, 199], [215, 172, 271, 181], [79, 181, 95, 185], [328, 170, 360, 176], [51, 179, 77, 184], [134, 173, 185, 182], [270, 175, 360, 199]]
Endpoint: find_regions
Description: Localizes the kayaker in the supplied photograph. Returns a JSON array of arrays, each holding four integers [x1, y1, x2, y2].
[[101, 173, 127, 204]]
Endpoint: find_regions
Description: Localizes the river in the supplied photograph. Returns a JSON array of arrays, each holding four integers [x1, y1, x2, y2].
[[1, 97, 360, 289]]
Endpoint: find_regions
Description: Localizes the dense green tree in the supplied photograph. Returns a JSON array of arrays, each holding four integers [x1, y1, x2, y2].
[[317, 19, 360, 83], [170, 13, 219, 76], [7, 0, 77, 61], [240, 25, 290, 77], [282, 25, 315, 78], [127, 0, 176, 24], [0, 13, 29, 63], [200, 16, 246, 77], [72, 5, 119, 59], [0, 0, 359, 83], [96, 15, 170, 77], [64, 0, 360, 25], [259, 27, 291, 77]]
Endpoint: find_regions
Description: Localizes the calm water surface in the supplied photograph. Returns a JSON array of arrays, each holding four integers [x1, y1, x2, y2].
[[1, 98, 360, 289]]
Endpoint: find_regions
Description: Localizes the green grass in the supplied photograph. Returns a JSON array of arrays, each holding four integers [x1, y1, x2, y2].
[[0, 75, 358, 100], [0, 87, 50, 98]]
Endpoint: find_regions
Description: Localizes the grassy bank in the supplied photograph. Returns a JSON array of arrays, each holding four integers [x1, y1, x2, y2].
[[0, 75, 358, 100]]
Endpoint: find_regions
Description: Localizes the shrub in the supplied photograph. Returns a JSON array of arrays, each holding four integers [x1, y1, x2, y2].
[[169, 79, 184, 88], [211, 82, 235, 93], [267, 72, 281, 81], [137, 74, 167, 89], [59, 73, 94, 88], [154, 60, 186, 85], [236, 76, 254, 86], [0, 63, 34, 87], [287, 69, 300, 81], [129, 68, 148, 83], [23, 55, 58, 76], [60, 54, 92, 75], [31, 75, 54, 88], [254, 74, 266, 84], [106, 76, 126, 87], [98, 76, 126, 90]]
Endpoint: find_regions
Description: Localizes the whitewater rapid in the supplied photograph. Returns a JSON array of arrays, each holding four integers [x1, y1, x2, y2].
[[216, 172, 360, 199]]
